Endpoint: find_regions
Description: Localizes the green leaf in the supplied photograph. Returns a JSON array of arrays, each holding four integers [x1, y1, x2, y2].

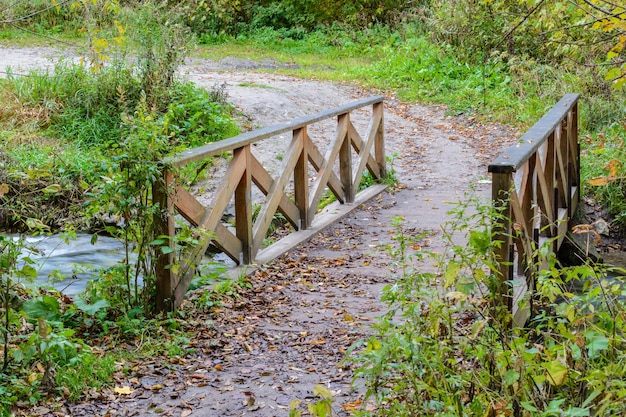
[[520, 401, 538, 412], [160, 246, 174, 254], [74, 298, 110, 316], [25, 218, 50, 231], [41, 184, 62, 194], [504, 369, 519, 386], [18, 264, 38, 279], [22, 296, 61, 321], [564, 407, 590, 416], [605, 67, 622, 81], [469, 229, 490, 254], [444, 260, 461, 287], [585, 331, 609, 358]]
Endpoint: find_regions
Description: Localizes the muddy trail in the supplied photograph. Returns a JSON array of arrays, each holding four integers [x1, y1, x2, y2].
[[2, 47, 518, 416]]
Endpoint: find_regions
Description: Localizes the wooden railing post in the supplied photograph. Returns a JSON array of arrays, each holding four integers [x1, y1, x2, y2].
[[374, 102, 386, 178], [491, 172, 514, 317], [234, 146, 253, 263], [153, 168, 176, 312], [339, 113, 354, 203], [294, 127, 310, 229]]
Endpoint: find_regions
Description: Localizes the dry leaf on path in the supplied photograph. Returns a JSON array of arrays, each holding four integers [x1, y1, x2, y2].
[[113, 386, 134, 395]]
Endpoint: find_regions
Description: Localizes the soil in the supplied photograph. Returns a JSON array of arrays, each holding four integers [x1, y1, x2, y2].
[[2, 47, 522, 416]]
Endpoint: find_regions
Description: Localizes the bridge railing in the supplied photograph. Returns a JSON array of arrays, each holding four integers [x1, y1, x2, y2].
[[153, 96, 386, 311], [488, 94, 580, 321]]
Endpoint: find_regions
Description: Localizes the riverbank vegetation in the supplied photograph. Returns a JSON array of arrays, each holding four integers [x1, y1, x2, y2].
[[1, 0, 626, 415]]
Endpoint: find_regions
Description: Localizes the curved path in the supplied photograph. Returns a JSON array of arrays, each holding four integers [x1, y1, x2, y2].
[[1, 47, 517, 416]]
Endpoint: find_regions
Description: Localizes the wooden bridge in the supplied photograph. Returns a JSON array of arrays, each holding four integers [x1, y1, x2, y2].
[[153, 93, 581, 320], [153, 96, 386, 311]]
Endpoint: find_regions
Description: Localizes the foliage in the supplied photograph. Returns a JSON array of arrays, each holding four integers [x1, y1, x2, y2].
[[583, 131, 626, 231], [428, 0, 624, 90], [352, 197, 626, 416], [0, 57, 238, 233]]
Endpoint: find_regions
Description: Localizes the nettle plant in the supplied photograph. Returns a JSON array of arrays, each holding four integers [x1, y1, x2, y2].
[[352, 192, 626, 417]]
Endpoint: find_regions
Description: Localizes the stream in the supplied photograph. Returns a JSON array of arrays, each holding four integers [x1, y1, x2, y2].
[[16, 234, 128, 296], [11, 234, 236, 296]]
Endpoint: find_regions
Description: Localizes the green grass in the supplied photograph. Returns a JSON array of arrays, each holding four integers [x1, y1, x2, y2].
[[194, 26, 626, 231]]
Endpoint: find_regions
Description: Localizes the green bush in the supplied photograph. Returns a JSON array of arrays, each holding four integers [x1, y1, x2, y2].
[[353, 197, 626, 416]]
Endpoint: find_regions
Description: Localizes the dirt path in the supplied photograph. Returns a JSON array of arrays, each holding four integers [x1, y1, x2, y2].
[[2, 47, 517, 416]]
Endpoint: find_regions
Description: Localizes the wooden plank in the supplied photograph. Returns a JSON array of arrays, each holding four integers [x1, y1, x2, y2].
[[199, 150, 247, 233], [213, 223, 243, 263], [555, 130, 568, 209], [235, 146, 253, 263], [167, 96, 385, 167], [305, 134, 344, 204], [169, 149, 249, 307], [535, 152, 555, 235], [557, 208, 568, 249], [308, 114, 350, 215], [517, 159, 535, 274], [491, 172, 513, 315], [172, 185, 206, 226], [545, 131, 556, 226], [518, 159, 535, 238], [250, 153, 300, 229], [252, 135, 304, 254], [340, 115, 354, 203], [349, 117, 381, 190], [255, 184, 388, 264]]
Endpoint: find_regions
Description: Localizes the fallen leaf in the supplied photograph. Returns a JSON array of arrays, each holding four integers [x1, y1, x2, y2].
[[114, 386, 135, 395], [587, 176, 614, 186], [151, 384, 163, 391], [343, 398, 362, 411]]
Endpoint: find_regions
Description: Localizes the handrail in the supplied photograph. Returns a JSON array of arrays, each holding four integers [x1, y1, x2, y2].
[[489, 94, 580, 325], [154, 96, 386, 311], [168, 95, 385, 167]]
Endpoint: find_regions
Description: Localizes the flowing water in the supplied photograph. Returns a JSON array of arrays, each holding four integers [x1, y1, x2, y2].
[[11, 234, 236, 296], [15, 234, 128, 296]]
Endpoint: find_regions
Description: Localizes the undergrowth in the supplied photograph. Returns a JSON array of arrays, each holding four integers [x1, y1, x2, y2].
[[351, 194, 626, 416]]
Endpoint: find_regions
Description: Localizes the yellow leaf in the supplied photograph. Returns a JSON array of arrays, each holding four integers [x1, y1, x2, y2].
[[151, 384, 163, 390], [446, 291, 468, 303], [343, 398, 362, 411], [0, 183, 9, 197], [28, 373, 39, 383], [544, 359, 568, 386], [114, 386, 134, 395], [605, 159, 623, 177], [313, 384, 333, 400], [587, 176, 613, 186]]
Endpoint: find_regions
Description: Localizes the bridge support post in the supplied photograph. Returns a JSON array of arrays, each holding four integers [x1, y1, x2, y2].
[[153, 168, 176, 312], [491, 172, 514, 323]]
